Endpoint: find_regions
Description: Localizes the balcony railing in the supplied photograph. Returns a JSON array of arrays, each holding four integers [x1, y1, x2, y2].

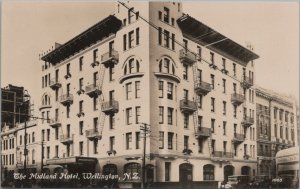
[[194, 80, 212, 95], [179, 49, 197, 65], [49, 118, 61, 128], [211, 151, 233, 160], [196, 127, 211, 139], [180, 99, 197, 114], [101, 100, 119, 115], [241, 76, 253, 88], [60, 134, 73, 145], [231, 93, 245, 105], [86, 129, 102, 140], [242, 116, 254, 127], [101, 50, 119, 67], [85, 84, 101, 97], [232, 133, 245, 144], [59, 94, 73, 106], [49, 78, 61, 90]]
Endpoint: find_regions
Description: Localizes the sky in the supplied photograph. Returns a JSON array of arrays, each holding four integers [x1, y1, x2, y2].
[[1, 1, 299, 109]]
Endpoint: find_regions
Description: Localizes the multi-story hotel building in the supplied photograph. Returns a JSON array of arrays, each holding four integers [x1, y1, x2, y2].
[[36, 2, 260, 187], [255, 86, 298, 178]]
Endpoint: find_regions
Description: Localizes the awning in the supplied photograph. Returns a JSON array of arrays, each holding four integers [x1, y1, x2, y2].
[[46, 157, 97, 165], [41, 15, 122, 65], [177, 14, 259, 64]]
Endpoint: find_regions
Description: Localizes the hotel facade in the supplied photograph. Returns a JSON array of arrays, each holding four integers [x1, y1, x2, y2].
[[1, 2, 298, 188]]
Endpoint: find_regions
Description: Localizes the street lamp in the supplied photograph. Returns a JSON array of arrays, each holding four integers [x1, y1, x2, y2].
[[21, 90, 31, 187]]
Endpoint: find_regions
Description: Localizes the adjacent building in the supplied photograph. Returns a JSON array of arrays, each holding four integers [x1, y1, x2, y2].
[[37, 2, 260, 187], [255, 86, 298, 178]]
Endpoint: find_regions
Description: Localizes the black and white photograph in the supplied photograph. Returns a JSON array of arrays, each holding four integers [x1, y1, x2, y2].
[[1, 1, 299, 188]]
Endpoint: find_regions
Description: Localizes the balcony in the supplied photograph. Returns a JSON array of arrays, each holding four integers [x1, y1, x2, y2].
[[101, 100, 119, 115], [180, 99, 197, 114], [231, 93, 245, 105], [86, 129, 102, 140], [60, 134, 73, 145], [241, 76, 253, 89], [242, 116, 254, 127], [49, 78, 61, 90], [101, 50, 119, 67], [49, 118, 61, 128], [211, 151, 233, 161], [179, 49, 197, 65], [194, 80, 212, 95], [59, 94, 73, 106], [196, 127, 211, 139], [91, 61, 100, 68], [232, 133, 245, 144], [85, 84, 101, 97]]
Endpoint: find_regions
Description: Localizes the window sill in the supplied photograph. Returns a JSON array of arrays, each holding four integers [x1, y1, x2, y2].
[[119, 72, 144, 84], [159, 19, 176, 28]]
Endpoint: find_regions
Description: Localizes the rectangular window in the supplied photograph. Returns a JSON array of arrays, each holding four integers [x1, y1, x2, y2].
[[126, 108, 132, 125], [233, 105, 237, 118], [165, 162, 171, 181], [47, 146, 50, 159], [109, 115, 115, 129], [93, 49, 98, 62], [93, 97, 98, 111], [123, 34, 127, 51], [66, 105, 70, 118], [211, 119, 215, 133], [158, 11, 162, 20], [163, 7, 169, 23], [198, 94, 203, 109], [47, 129, 50, 141], [79, 56, 83, 71], [222, 79, 226, 93], [135, 81, 140, 98], [126, 83, 132, 100], [136, 106, 141, 124], [126, 133, 132, 150], [110, 136, 115, 151], [79, 100, 83, 113], [197, 46, 202, 60], [168, 132, 173, 149], [223, 141, 227, 153], [128, 30, 134, 48], [223, 101, 226, 115], [183, 113, 189, 129], [223, 121, 226, 135], [211, 74, 215, 89], [171, 34, 175, 50], [211, 98, 215, 112], [136, 28, 140, 45], [184, 136, 189, 150], [79, 141, 83, 155], [159, 81, 164, 98], [79, 121, 84, 135], [159, 132, 164, 149], [210, 52, 214, 64], [135, 132, 140, 149], [55, 127, 58, 140], [183, 65, 188, 80], [163, 30, 170, 48], [128, 8, 134, 24], [167, 107, 173, 125], [93, 140, 98, 154], [167, 82, 173, 100], [222, 58, 226, 70], [158, 27, 162, 45], [159, 106, 164, 124], [109, 66, 114, 81]]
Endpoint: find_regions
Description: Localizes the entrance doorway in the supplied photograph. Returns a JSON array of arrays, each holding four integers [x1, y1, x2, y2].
[[241, 166, 250, 175], [224, 165, 234, 182], [179, 163, 193, 186]]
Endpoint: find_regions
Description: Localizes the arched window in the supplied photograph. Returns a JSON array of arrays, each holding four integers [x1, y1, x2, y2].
[[123, 57, 140, 75], [159, 57, 176, 74], [203, 164, 214, 180], [103, 164, 118, 175], [45, 95, 48, 105], [124, 163, 141, 176]]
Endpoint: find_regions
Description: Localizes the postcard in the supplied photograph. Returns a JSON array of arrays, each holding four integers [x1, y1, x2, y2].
[[1, 1, 299, 188]]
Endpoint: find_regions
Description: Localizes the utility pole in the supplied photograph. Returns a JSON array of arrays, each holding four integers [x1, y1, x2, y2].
[[140, 123, 150, 189]]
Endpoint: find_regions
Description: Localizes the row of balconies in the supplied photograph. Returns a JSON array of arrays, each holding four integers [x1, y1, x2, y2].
[[49, 50, 119, 91], [54, 131, 102, 145]]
